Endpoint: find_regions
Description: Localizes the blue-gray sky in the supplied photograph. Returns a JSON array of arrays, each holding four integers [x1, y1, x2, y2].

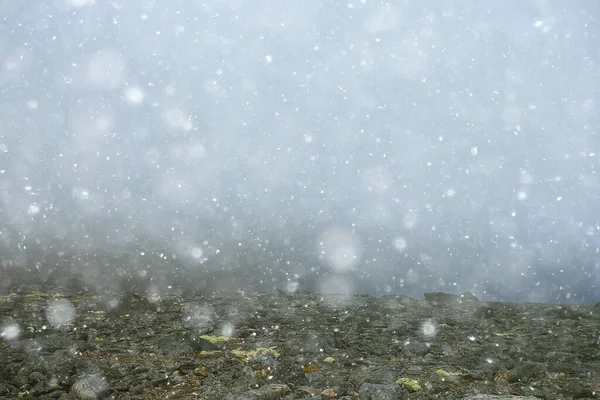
[[1, 0, 599, 303]]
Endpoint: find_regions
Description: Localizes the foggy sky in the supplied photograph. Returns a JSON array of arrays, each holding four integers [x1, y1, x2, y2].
[[1, 0, 599, 304]]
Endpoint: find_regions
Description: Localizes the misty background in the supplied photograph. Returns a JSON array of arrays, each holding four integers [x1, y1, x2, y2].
[[0, 0, 599, 304]]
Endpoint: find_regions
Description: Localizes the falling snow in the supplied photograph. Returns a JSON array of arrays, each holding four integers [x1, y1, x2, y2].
[[0, 0, 597, 311]]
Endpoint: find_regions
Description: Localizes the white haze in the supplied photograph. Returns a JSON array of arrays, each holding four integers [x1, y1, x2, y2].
[[0, 1, 599, 304]]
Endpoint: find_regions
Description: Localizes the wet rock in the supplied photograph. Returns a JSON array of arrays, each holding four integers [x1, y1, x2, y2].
[[1, 288, 599, 399], [424, 291, 479, 307], [358, 382, 400, 399]]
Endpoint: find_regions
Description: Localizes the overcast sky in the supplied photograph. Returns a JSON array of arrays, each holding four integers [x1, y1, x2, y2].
[[1, 0, 599, 304]]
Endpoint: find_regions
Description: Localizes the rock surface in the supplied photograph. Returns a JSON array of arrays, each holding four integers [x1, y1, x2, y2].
[[1, 288, 599, 399]]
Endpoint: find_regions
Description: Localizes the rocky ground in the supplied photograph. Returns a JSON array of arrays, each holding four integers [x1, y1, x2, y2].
[[1, 287, 599, 399]]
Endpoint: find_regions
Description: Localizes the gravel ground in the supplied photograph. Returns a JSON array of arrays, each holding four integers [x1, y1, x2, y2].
[[1, 288, 599, 399]]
